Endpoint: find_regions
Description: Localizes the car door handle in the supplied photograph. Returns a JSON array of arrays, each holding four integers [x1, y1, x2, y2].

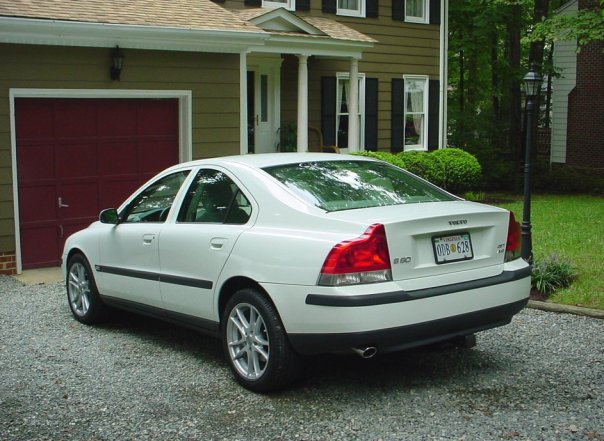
[[210, 237, 227, 250], [143, 234, 156, 245]]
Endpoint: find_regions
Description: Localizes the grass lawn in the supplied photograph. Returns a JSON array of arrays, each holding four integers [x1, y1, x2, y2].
[[494, 194, 604, 310]]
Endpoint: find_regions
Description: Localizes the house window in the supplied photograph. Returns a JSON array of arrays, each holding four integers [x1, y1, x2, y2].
[[403, 75, 428, 150], [263, 0, 295, 11], [336, 73, 366, 149], [405, 0, 428, 23], [337, 0, 365, 17]]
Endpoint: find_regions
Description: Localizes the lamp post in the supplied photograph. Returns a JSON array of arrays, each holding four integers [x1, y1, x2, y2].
[[521, 65, 543, 263]]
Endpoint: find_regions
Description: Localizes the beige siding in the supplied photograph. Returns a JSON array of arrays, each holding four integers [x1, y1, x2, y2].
[[551, 0, 578, 164], [0, 43, 241, 253]]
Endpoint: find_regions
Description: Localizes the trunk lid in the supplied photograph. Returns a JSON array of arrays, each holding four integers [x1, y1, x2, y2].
[[328, 200, 510, 282]]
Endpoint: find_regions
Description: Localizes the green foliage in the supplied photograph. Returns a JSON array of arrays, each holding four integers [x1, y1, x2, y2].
[[531, 253, 576, 297], [432, 148, 482, 193], [463, 191, 487, 202], [533, 162, 604, 195], [525, 3, 604, 47], [353, 149, 482, 194], [350, 151, 407, 169], [396, 151, 446, 187]]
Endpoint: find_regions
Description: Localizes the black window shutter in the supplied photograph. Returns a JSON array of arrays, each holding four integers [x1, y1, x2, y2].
[[322, 0, 336, 13], [429, 0, 440, 25], [391, 78, 404, 153], [364, 78, 378, 151], [367, 0, 379, 18], [427, 79, 440, 151], [392, 0, 404, 21], [296, 0, 310, 11], [245, 0, 262, 5], [321, 77, 337, 146]]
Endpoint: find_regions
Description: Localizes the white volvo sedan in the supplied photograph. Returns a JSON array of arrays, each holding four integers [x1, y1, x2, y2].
[[62, 153, 531, 392]]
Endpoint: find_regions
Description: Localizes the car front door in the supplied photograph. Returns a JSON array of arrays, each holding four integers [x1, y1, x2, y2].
[[97, 170, 190, 309], [158, 168, 254, 324]]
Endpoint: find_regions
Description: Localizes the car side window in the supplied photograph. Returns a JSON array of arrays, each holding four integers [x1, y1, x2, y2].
[[122, 171, 190, 223], [178, 169, 251, 224]]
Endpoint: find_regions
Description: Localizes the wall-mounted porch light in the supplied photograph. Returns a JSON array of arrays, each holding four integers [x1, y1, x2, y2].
[[110, 46, 125, 81]]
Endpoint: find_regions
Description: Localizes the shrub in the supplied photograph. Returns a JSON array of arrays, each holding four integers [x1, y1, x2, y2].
[[351, 151, 407, 169], [396, 151, 446, 186], [432, 148, 482, 193], [531, 253, 576, 298], [533, 162, 604, 195]]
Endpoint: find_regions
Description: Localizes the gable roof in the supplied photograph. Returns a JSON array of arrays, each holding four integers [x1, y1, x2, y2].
[[0, 0, 257, 32], [0, 1, 373, 57]]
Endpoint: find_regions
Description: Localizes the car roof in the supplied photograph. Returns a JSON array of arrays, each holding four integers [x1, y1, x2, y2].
[[170, 153, 375, 171]]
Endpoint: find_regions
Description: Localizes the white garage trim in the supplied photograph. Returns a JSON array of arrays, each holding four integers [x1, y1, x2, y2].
[[9, 88, 192, 273]]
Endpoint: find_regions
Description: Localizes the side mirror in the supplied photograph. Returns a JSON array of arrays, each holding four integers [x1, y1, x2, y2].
[[99, 208, 119, 224]]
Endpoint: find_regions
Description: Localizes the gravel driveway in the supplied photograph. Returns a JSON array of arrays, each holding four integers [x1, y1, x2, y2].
[[1, 275, 602, 441]]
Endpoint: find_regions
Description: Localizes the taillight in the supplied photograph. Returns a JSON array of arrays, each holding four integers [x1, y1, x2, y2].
[[505, 212, 521, 262], [318, 224, 392, 286]]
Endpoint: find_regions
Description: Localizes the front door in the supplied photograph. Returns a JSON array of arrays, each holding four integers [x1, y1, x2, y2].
[[247, 57, 281, 153]]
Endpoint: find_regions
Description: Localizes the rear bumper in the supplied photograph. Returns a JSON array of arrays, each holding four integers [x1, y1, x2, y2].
[[288, 297, 528, 355], [265, 261, 531, 356]]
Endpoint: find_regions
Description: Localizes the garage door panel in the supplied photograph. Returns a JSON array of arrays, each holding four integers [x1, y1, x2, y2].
[[17, 97, 179, 269], [19, 225, 61, 268], [18, 186, 57, 223], [138, 101, 179, 136], [100, 178, 140, 209], [15, 100, 54, 139], [60, 182, 99, 218], [142, 140, 179, 173], [55, 143, 98, 178], [99, 142, 138, 175], [54, 100, 97, 138], [98, 101, 138, 136], [17, 144, 55, 181]]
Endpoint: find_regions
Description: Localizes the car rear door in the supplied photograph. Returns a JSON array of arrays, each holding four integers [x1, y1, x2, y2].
[[158, 167, 254, 323]]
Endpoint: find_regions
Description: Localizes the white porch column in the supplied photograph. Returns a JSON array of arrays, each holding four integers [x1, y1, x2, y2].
[[296, 54, 309, 152], [348, 58, 360, 151], [239, 51, 248, 155]]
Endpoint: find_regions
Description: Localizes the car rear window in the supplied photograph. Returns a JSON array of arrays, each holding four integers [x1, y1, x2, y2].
[[263, 160, 454, 211]]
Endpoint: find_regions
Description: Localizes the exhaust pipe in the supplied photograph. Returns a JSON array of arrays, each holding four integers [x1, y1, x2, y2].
[[352, 346, 377, 359]]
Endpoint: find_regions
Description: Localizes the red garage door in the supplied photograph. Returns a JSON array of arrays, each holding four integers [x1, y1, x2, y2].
[[16, 98, 179, 269]]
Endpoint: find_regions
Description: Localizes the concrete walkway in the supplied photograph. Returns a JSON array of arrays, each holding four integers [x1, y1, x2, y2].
[[13, 267, 62, 285]]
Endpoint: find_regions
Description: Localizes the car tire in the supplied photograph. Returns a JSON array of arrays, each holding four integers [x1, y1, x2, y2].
[[66, 253, 107, 325], [222, 288, 301, 393]]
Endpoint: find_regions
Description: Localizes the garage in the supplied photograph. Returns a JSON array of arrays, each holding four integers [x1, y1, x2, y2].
[[15, 98, 179, 269]]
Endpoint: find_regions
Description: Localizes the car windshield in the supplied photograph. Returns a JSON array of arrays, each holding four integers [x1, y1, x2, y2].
[[263, 160, 454, 212]]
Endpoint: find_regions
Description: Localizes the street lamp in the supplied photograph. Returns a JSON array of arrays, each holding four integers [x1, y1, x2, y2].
[[521, 65, 543, 263]]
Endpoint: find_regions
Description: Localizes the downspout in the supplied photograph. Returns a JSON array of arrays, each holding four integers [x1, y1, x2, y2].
[[240, 51, 248, 155], [439, 0, 449, 149]]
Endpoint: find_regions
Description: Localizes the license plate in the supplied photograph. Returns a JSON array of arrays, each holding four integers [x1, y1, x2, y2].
[[432, 233, 473, 264]]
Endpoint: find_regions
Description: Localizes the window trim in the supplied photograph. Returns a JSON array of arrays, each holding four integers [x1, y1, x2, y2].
[[403, 75, 429, 152], [262, 0, 296, 11], [337, 0, 366, 17], [405, 0, 429, 24], [336, 72, 366, 150]]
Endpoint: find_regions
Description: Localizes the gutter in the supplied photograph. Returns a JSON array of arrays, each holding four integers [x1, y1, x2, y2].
[[0, 17, 270, 53]]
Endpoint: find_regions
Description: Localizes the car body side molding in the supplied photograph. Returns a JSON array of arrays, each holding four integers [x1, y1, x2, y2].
[[306, 265, 532, 307], [96, 265, 213, 290]]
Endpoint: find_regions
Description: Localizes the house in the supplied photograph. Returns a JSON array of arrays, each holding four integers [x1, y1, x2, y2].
[[0, 0, 448, 273], [551, 0, 604, 169]]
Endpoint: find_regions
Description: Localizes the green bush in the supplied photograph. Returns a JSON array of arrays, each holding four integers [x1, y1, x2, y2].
[[396, 151, 446, 187], [352, 148, 482, 194], [432, 148, 482, 194], [351, 151, 407, 169], [533, 162, 604, 195], [532, 253, 576, 297]]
